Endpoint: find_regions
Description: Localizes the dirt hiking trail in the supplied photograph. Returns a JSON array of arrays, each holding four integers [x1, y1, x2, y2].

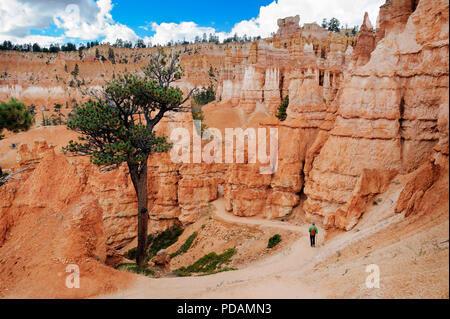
[[100, 198, 325, 298], [100, 197, 404, 299]]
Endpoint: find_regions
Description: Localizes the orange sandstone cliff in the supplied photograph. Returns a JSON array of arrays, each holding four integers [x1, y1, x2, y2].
[[0, 0, 448, 298]]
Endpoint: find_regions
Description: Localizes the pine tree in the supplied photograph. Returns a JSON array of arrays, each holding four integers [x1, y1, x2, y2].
[[327, 18, 341, 32], [64, 49, 194, 266], [71, 64, 79, 77], [276, 95, 289, 121], [0, 98, 34, 140], [108, 47, 115, 64]]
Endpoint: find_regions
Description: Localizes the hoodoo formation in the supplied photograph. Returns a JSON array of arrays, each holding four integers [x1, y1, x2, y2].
[[0, 0, 448, 299]]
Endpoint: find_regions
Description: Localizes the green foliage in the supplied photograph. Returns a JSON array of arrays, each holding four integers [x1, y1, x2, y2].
[[64, 72, 185, 171], [192, 86, 215, 107], [170, 232, 198, 258], [41, 112, 52, 126], [173, 248, 237, 277], [267, 234, 281, 249], [115, 263, 154, 276], [71, 63, 79, 77], [276, 95, 289, 121], [191, 65, 217, 107], [125, 247, 137, 260], [190, 65, 216, 136], [191, 104, 208, 136], [125, 225, 185, 261], [0, 98, 34, 138], [143, 48, 184, 84], [322, 17, 341, 32], [41, 105, 65, 126], [64, 49, 189, 266], [108, 48, 115, 63], [146, 225, 184, 260]]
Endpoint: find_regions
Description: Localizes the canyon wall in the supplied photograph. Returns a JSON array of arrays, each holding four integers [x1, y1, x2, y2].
[[0, 0, 448, 251], [303, 0, 449, 229]]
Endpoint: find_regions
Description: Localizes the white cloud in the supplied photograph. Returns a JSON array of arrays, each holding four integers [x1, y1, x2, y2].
[[54, 0, 138, 43], [230, 0, 385, 38], [0, 0, 138, 45], [149, 0, 385, 45], [0, 0, 47, 37], [148, 22, 227, 45]]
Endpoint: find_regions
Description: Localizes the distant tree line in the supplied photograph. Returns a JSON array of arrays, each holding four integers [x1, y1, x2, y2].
[[0, 33, 263, 53], [1, 18, 361, 54], [222, 33, 261, 44], [321, 17, 359, 36], [0, 40, 100, 53], [155, 33, 262, 48]]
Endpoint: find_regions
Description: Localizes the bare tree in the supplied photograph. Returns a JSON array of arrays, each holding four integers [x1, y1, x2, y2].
[[0, 162, 34, 187]]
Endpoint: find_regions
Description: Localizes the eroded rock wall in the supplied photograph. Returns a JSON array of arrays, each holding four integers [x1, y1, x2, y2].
[[1, 0, 448, 249], [303, 0, 449, 229]]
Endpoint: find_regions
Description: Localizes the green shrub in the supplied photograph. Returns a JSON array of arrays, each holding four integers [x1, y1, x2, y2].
[[115, 263, 154, 276], [146, 225, 184, 260], [191, 105, 208, 135], [173, 248, 237, 277], [125, 225, 184, 261], [125, 247, 137, 260], [71, 63, 79, 77], [0, 98, 34, 136], [170, 232, 198, 258], [267, 234, 281, 249], [192, 86, 215, 107], [276, 95, 289, 121], [191, 66, 216, 107]]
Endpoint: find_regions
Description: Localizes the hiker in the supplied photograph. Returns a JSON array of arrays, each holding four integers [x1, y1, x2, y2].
[[309, 222, 318, 247]]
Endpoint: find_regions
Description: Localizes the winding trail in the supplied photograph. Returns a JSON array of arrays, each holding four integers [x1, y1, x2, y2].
[[213, 198, 307, 233], [100, 198, 326, 299]]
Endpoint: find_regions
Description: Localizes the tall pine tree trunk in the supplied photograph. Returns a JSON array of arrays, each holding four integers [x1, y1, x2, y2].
[[128, 160, 148, 267]]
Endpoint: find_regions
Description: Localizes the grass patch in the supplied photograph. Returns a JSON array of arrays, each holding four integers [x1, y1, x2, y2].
[[267, 234, 281, 249], [146, 225, 184, 260], [173, 248, 237, 277], [115, 263, 154, 276], [170, 232, 198, 258], [125, 225, 184, 262]]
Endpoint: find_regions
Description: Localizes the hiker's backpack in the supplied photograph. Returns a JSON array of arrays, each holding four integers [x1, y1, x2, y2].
[[310, 227, 316, 236]]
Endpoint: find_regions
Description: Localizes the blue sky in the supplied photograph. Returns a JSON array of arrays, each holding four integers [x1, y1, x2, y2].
[[0, 0, 385, 46], [112, 0, 274, 35]]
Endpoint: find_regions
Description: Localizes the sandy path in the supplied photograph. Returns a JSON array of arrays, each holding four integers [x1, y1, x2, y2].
[[99, 198, 326, 299]]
